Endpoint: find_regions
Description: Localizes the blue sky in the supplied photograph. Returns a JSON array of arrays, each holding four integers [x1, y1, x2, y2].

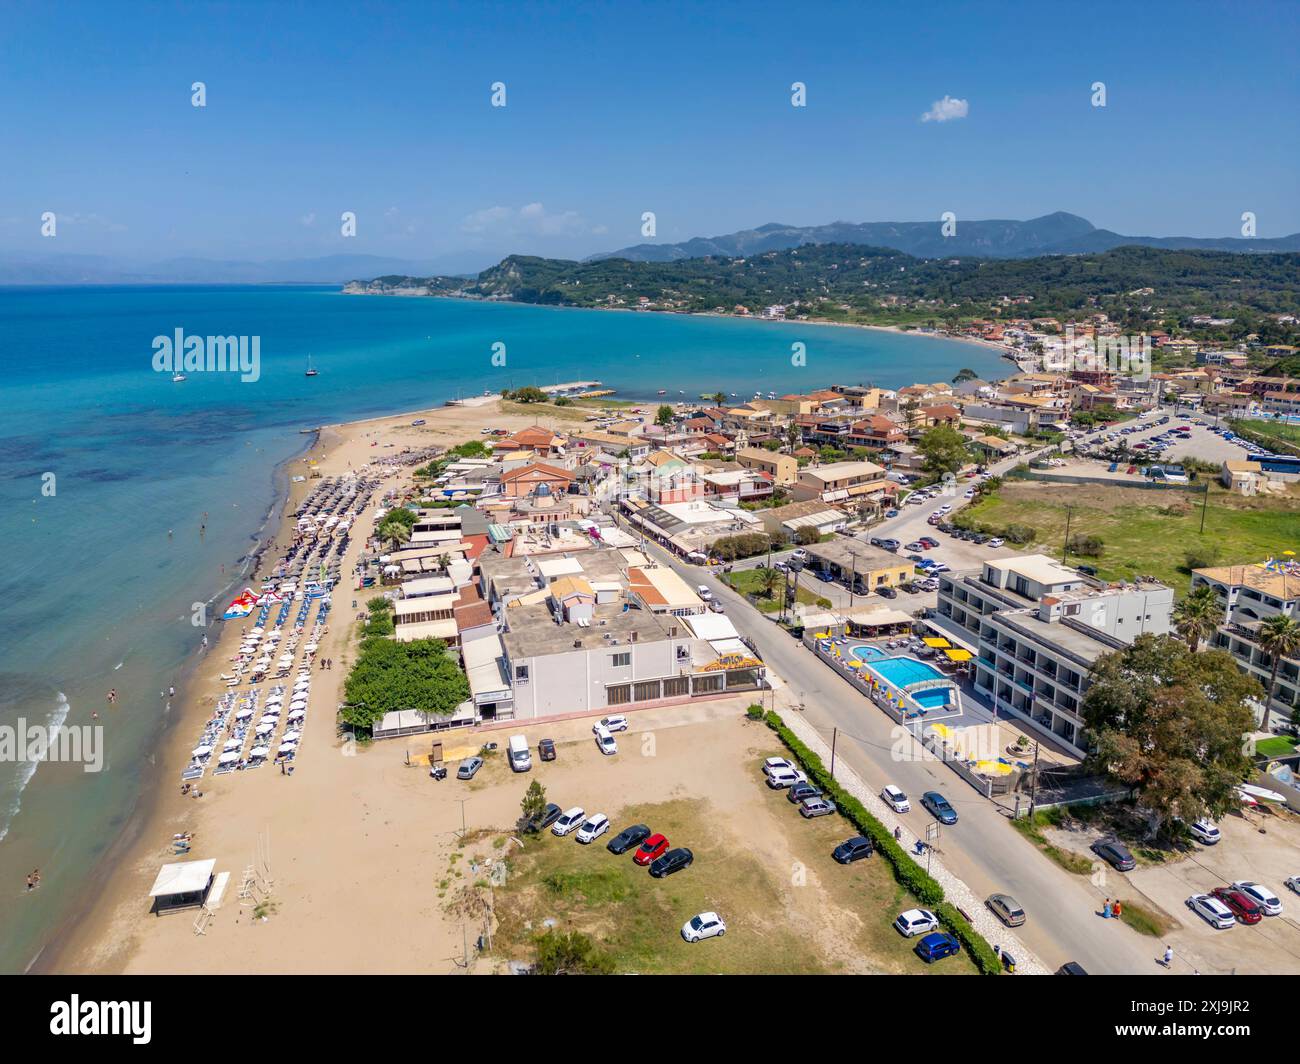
[[2, 0, 1297, 270]]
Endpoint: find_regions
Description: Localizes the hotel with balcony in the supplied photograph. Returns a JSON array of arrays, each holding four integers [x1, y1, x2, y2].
[[936, 555, 1173, 754], [1192, 560, 1300, 729]]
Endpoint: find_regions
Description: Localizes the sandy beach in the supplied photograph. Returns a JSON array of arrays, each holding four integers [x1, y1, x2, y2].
[[38, 398, 575, 974]]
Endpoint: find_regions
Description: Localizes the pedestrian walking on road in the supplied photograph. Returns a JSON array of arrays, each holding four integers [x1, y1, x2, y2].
[[1161, 945, 1173, 968], [1112, 900, 1123, 919], [1102, 898, 1111, 919]]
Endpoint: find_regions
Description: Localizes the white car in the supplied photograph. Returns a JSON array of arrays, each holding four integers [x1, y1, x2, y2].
[[791, 548, 808, 562], [576, 813, 610, 844], [882, 784, 911, 813], [1231, 881, 1282, 916], [765, 767, 806, 789], [552, 807, 586, 837], [987, 538, 1004, 549], [1186, 893, 1235, 929], [762, 757, 796, 777], [1188, 819, 1221, 845], [894, 908, 939, 937], [936, 504, 952, 514], [598, 715, 629, 733], [682, 911, 727, 942], [594, 726, 618, 756], [696, 585, 713, 601]]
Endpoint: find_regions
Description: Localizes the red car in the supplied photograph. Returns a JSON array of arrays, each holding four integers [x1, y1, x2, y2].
[[633, 833, 670, 866], [919, 537, 939, 548], [1211, 886, 1263, 925]]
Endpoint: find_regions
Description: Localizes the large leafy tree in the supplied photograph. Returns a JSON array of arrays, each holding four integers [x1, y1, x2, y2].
[[1172, 585, 1222, 651], [1082, 634, 1259, 838], [655, 404, 674, 427], [916, 424, 971, 477], [341, 637, 470, 733]]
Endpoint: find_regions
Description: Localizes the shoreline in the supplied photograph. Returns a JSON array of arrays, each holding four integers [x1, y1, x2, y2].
[[37, 400, 564, 974]]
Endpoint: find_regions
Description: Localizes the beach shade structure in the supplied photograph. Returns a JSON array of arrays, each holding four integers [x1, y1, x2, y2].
[[289, 699, 308, 711], [922, 637, 951, 649], [249, 746, 269, 759], [222, 738, 242, 751], [192, 745, 213, 758], [148, 858, 216, 915], [304, 643, 319, 653], [218, 751, 240, 765], [287, 709, 305, 721], [235, 708, 253, 721], [277, 741, 298, 755], [282, 729, 302, 742], [255, 722, 274, 735]]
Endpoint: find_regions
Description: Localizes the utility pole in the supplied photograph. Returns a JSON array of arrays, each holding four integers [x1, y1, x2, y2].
[[830, 727, 838, 779], [1028, 741, 1040, 817], [1199, 481, 1210, 534], [1061, 506, 1073, 563]]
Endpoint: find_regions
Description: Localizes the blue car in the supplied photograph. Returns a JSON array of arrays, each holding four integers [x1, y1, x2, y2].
[[915, 932, 961, 963], [921, 791, 958, 824]]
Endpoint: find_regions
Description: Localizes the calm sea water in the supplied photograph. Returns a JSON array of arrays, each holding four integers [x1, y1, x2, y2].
[[0, 285, 1006, 971]]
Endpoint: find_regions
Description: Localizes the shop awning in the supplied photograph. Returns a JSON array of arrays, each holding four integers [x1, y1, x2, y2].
[[944, 648, 973, 662], [923, 636, 951, 648]]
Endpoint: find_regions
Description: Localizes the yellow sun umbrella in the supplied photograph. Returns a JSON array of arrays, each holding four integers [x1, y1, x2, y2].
[[944, 648, 973, 662], [923, 636, 951, 648]]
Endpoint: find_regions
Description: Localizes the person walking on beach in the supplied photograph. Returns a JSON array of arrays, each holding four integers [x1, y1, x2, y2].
[[26, 872, 34, 892], [107, 689, 117, 706], [168, 685, 175, 699]]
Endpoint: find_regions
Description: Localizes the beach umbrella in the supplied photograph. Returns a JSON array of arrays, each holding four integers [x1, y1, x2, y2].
[[218, 751, 240, 764], [192, 745, 212, 757], [223, 739, 242, 751], [255, 722, 274, 734], [287, 709, 305, 720], [278, 739, 298, 751], [235, 708, 253, 720]]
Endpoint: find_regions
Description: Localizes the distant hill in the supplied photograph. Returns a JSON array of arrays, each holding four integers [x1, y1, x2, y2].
[[588, 212, 1300, 262]]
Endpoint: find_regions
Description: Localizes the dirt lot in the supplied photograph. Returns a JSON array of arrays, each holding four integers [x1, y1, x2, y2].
[[451, 711, 975, 974], [1032, 803, 1300, 974]]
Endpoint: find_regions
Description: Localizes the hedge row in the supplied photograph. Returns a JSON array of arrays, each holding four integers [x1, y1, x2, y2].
[[762, 711, 1002, 974]]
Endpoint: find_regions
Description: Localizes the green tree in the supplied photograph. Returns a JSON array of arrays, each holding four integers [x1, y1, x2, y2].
[[1258, 615, 1300, 727], [377, 519, 411, 551], [785, 421, 801, 451], [520, 779, 548, 830], [916, 424, 971, 477], [712, 392, 727, 406], [533, 929, 614, 975], [1082, 634, 1258, 838], [759, 565, 782, 599], [341, 637, 470, 734], [508, 385, 547, 403], [655, 404, 673, 427], [952, 367, 978, 384], [1172, 585, 1221, 652]]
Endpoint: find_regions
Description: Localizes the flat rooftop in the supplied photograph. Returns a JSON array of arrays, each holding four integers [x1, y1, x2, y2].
[[806, 540, 907, 572], [500, 600, 681, 658]]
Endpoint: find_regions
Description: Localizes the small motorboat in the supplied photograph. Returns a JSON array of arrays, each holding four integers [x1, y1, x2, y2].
[[172, 373, 187, 382]]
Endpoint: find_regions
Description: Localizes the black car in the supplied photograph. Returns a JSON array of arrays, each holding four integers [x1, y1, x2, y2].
[[787, 782, 822, 804], [876, 586, 898, 599], [538, 738, 556, 761], [869, 536, 884, 547], [606, 823, 652, 855], [832, 836, 873, 863], [1076, 564, 1098, 576], [1055, 961, 1088, 975], [527, 802, 563, 833], [649, 847, 694, 878], [1091, 837, 1135, 872], [906, 553, 924, 564]]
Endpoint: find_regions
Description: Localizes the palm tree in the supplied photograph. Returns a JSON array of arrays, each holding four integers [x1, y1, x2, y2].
[[712, 391, 726, 406], [759, 565, 782, 600], [379, 520, 411, 551], [1173, 585, 1221, 651], [1258, 615, 1300, 728]]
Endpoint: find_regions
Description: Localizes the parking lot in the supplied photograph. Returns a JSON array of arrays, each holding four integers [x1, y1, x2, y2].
[[1074, 411, 1255, 468], [467, 706, 977, 973]]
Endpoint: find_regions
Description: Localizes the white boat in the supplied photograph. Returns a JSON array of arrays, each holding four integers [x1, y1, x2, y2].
[[305, 354, 318, 377], [172, 373, 187, 382], [1239, 783, 1286, 804]]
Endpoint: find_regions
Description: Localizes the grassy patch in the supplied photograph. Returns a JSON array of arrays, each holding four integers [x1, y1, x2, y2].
[[726, 569, 830, 612], [957, 480, 1300, 594], [1011, 810, 1096, 876], [1256, 736, 1299, 759], [1116, 899, 1174, 937]]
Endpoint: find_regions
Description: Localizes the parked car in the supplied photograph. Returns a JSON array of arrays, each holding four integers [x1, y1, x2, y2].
[[633, 833, 670, 865], [766, 766, 806, 789], [881, 784, 911, 813], [884, 509, 899, 518], [1188, 819, 1220, 845], [607, 823, 652, 855], [552, 807, 587, 837], [914, 932, 961, 963], [1076, 564, 1098, 576], [649, 847, 694, 878], [787, 782, 822, 804], [538, 738, 557, 762], [1211, 886, 1263, 925], [527, 802, 563, 833], [598, 715, 629, 733], [594, 726, 618, 756], [815, 569, 835, 582], [894, 908, 939, 937], [1055, 961, 1089, 975], [905, 541, 925, 552], [986, 893, 1026, 927], [876, 585, 897, 599], [762, 757, 797, 777], [791, 548, 809, 562], [1284, 875, 1300, 896], [987, 538, 1004, 549], [681, 911, 726, 942], [919, 536, 939, 548], [879, 538, 901, 551], [832, 836, 873, 863], [456, 756, 485, 780], [1090, 836, 1135, 871], [921, 791, 957, 824], [576, 813, 611, 844], [799, 797, 836, 818], [1230, 881, 1282, 917], [1186, 893, 1236, 930], [696, 585, 713, 601], [869, 537, 884, 547]]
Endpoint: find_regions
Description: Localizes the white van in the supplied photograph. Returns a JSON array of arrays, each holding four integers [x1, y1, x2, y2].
[[508, 734, 532, 773]]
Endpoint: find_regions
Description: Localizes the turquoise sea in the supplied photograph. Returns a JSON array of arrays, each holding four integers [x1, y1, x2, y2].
[[0, 285, 1007, 971]]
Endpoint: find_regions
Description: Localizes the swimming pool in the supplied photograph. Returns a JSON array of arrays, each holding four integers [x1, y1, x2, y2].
[[864, 655, 953, 709], [849, 644, 888, 662]]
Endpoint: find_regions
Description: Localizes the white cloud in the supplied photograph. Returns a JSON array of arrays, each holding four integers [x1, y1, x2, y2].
[[461, 202, 590, 237], [921, 95, 969, 123]]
